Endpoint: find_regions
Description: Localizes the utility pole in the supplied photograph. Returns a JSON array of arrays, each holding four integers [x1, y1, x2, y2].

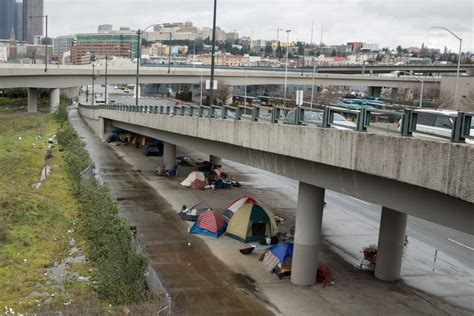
[[310, 21, 314, 46], [284, 29, 291, 105], [320, 24, 324, 46], [209, 0, 218, 107], [104, 54, 108, 104]]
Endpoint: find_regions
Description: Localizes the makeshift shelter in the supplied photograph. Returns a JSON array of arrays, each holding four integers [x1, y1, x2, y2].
[[181, 171, 207, 190], [261, 242, 294, 279], [226, 204, 278, 242], [179, 203, 210, 221], [190, 210, 227, 238], [224, 196, 258, 218], [143, 144, 163, 156]]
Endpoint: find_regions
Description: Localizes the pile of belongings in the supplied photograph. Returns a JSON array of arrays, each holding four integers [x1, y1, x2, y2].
[[105, 128, 128, 143], [190, 209, 228, 238], [260, 242, 294, 279], [181, 171, 207, 189], [143, 140, 164, 156], [226, 202, 278, 243], [179, 203, 209, 221]]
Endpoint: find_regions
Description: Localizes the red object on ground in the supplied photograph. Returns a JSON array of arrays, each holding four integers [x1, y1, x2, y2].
[[316, 265, 332, 287]]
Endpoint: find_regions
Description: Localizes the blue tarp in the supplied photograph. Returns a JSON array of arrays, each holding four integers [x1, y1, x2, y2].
[[190, 222, 227, 238], [268, 242, 294, 262]]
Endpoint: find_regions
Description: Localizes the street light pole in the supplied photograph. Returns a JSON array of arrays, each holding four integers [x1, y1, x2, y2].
[[92, 62, 95, 106], [135, 29, 141, 107], [104, 54, 108, 104], [400, 71, 424, 108], [168, 32, 172, 74], [283, 29, 291, 105], [29, 15, 48, 72], [209, 0, 218, 106], [310, 61, 316, 108], [432, 26, 462, 111], [134, 24, 160, 107]]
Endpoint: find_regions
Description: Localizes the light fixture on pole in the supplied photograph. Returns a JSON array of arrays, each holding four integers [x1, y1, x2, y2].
[[29, 14, 48, 72], [283, 29, 291, 105], [136, 24, 161, 107], [399, 71, 424, 108], [432, 26, 462, 111]]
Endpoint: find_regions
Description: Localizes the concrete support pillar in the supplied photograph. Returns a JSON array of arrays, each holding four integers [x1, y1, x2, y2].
[[163, 142, 177, 170], [209, 155, 222, 166], [27, 88, 38, 113], [391, 88, 399, 100], [291, 182, 325, 286], [50, 88, 60, 113], [368, 86, 382, 97], [374, 207, 407, 282]]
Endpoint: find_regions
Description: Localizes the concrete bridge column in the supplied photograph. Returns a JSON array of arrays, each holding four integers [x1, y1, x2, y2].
[[209, 155, 222, 166], [50, 88, 60, 113], [374, 207, 407, 282], [368, 86, 382, 97], [163, 142, 177, 170], [27, 88, 38, 113], [391, 87, 399, 100], [291, 182, 325, 286]]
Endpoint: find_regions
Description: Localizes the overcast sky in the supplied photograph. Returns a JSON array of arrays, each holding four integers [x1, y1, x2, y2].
[[46, 0, 473, 52]]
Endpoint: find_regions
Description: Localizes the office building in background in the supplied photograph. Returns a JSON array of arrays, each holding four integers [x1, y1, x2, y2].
[[23, 0, 44, 44]]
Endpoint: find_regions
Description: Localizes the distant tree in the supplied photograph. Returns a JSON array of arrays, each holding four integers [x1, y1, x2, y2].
[[216, 82, 232, 105], [275, 42, 283, 58], [204, 37, 212, 45], [224, 41, 233, 52], [396, 45, 403, 56], [297, 42, 305, 55], [330, 50, 337, 56], [193, 39, 204, 54], [264, 44, 273, 56], [41, 37, 52, 45]]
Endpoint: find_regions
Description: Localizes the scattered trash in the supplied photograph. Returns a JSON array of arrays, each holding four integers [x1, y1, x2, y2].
[[360, 245, 377, 268], [316, 265, 332, 286]]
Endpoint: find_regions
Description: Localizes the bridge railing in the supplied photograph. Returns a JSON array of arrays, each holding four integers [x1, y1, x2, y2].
[[78, 103, 474, 143]]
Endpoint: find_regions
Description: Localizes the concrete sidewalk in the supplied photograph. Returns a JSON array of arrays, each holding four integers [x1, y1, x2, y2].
[[108, 142, 470, 316]]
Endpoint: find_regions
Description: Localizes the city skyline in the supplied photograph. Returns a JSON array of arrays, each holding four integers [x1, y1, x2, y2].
[[44, 0, 473, 52]]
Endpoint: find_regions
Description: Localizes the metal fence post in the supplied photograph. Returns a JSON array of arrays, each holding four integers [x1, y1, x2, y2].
[[400, 109, 413, 136], [356, 108, 367, 131], [271, 107, 280, 123], [322, 107, 331, 127], [221, 106, 228, 119], [198, 105, 204, 117], [235, 106, 243, 120], [252, 106, 260, 122], [451, 112, 466, 142]]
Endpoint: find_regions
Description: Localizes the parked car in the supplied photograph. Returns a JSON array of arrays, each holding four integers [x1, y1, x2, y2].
[[402, 109, 474, 144], [283, 110, 356, 130]]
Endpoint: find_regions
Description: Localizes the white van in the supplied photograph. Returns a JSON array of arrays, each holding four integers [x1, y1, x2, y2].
[[409, 109, 473, 144]]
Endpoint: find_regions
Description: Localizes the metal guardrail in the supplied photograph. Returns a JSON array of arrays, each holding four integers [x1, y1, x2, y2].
[[79, 103, 474, 143]]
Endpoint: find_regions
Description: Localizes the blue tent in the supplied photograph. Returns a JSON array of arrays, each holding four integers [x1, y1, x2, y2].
[[190, 223, 227, 238], [268, 242, 294, 262]]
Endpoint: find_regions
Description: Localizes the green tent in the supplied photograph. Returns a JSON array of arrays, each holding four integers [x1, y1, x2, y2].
[[226, 204, 278, 243]]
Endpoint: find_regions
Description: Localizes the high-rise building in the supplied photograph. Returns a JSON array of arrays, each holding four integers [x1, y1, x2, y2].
[[23, 0, 44, 44], [0, 0, 16, 40], [15, 1, 23, 41], [53, 35, 75, 56], [71, 33, 138, 64], [98, 24, 113, 33]]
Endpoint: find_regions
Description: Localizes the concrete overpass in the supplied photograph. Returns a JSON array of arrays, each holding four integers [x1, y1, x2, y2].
[[147, 63, 474, 75], [78, 103, 473, 287]]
